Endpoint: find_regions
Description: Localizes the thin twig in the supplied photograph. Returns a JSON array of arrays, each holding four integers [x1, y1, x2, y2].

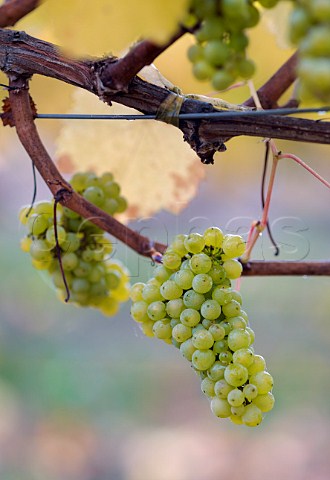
[[278, 152, 330, 189], [53, 197, 70, 302], [242, 261, 330, 276], [242, 142, 280, 262], [244, 52, 298, 109], [25, 158, 37, 217], [261, 142, 280, 255], [0, 0, 40, 27], [99, 28, 186, 93]]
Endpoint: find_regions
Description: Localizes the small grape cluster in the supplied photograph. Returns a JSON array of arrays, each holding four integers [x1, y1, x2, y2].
[[186, 0, 279, 90], [130, 228, 274, 427], [289, 0, 330, 102], [19, 171, 130, 316]]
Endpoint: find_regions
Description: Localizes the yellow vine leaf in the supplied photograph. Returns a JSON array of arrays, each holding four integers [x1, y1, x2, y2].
[[26, 0, 189, 56], [55, 89, 205, 221]]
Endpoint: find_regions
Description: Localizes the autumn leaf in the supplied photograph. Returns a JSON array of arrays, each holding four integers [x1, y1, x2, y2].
[[55, 89, 205, 221]]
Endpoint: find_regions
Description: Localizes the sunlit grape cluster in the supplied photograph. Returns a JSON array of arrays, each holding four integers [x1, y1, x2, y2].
[[130, 228, 274, 426], [186, 0, 279, 90], [289, 0, 330, 102], [19, 171, 130, 316]]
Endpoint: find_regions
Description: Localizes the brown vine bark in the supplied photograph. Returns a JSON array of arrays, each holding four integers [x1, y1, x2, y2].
[[1, 28, 330, 164]]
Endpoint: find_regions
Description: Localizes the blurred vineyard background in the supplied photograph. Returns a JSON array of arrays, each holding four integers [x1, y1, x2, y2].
[[1, 2, 330, 479]]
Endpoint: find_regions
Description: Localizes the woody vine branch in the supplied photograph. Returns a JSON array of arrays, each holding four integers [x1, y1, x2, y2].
[[1, 2, 329, 275], [6, 76, 330, 276]]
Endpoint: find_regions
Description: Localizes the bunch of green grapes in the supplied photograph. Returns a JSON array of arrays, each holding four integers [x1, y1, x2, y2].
[[19, 171, 130, 316], [186, 0, 279, 90], [130, 228, 274, 427], [289, 0, 330, 102]]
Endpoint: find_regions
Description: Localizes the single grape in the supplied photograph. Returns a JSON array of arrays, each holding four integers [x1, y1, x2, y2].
[[212, 70, 235, 91], [152, 319, 172, 340], [248, 354, 267, 375], [83, 186, 105, 206], [162, 252, 182, 270], [187, 44, 204, 63], [171, 234, 188, 257], [249, 371, 274, 394], [160, 280, 183, 300], [72, 277, 90, 293], [103, 181, 120, 197], [242, 404, 263, 427], [174, 269, 194, 290], [233, 348, 254, 367], [211, 397, 232, 418], [203, 226, 224, 249], [180, 308, 201, 327], [192, 273, 213, 294], [183, 289, 205, 310], [142, 284, 164, 303], [172, 323, 192, 343], [180, 338, 196, 361], [227, 388, 245, 407], [130, 300, 149, 322], [27, 213, 49, 236], [192, 328, 214, 349], [228, 316, 246, 330], [130, 282, 145, 302], [61, 252, 79, 271], [227, 329, 251, 351], [166, 298, 185, 318], [207, 362, 226, 382], [73, 260, 92, 278], [252, 392, 275, 412], [154, 265, 172, 284], [192, 349, 216, 371], [46, 225, 67, 247], [30, 239, 53, 262], [193, 60, 215, 81], [218, 351, 233, 365], [200, 299, 221, 320], [224, 363, 249, 387], [214, 379, 233, 399], [208, 264, 226, 284], [190, 253, 212, 274], [184, 233, 205, 254], [212, 286, 232, 305], [204, 41, 230, 67], [222, 234, 246, 258], [147, 301, 167, 321], [116, 197, 128, 213], [222, 300, 241, 318], [243, 383, 258, 402], [209, 324, 226, 341], [201, 377, 215, 397], [223, 259, 243, 279], [103, 198, 119, 215]]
